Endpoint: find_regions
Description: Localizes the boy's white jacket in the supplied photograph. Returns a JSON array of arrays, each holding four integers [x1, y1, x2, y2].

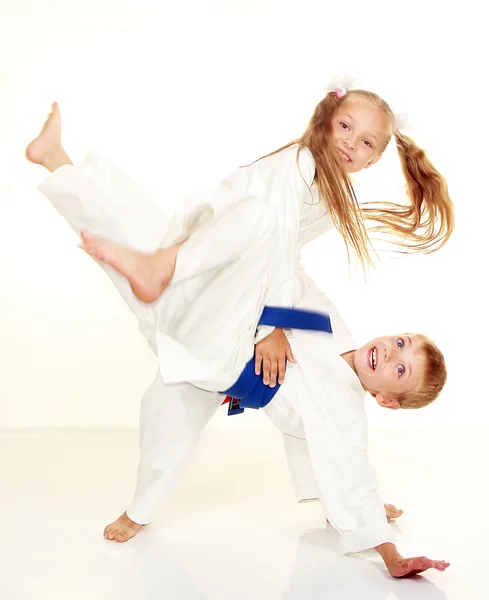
[[267, 269, 396, 553]]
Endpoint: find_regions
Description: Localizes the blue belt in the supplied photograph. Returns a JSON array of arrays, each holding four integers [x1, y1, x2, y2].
[[221, 306, 332, 415]]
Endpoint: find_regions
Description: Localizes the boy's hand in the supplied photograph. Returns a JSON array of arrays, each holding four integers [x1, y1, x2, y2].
[[375, 543, 449, 578], [387, 556, 450, 578], [255, 328, 296, 387]]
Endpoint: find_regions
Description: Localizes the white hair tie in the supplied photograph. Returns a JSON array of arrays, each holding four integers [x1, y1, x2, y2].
[[325, 75, 356, 96], [394, 112, 410, 132]]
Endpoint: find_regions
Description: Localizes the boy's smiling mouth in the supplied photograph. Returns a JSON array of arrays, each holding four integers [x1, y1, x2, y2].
[[368, 347, 377, 370]]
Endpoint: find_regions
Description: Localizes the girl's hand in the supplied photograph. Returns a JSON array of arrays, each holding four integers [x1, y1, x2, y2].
[[255, 328, 296, 387]]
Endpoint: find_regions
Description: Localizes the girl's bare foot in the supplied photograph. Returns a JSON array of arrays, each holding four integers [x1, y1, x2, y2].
[[384, 503, 403, 520], [104, 512, 143, 543], [80, 229, 181, 303], [25, 102, 72, 172]]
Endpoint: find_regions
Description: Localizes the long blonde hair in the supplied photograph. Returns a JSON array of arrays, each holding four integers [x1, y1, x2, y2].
[[258, 89, 454, 267]]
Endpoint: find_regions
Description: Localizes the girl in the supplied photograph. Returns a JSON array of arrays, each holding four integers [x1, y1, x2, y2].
[[30, 84, 453, 387], [25, 83, 453, 556]]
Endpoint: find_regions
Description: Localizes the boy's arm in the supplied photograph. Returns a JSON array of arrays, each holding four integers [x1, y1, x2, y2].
[[301, 414, 449, 577], [283, 432, 403, 520], [375, 543, 449, 578], [302, 415, 395, 553]]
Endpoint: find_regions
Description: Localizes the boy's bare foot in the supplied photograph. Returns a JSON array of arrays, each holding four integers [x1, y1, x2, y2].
[[384, 503, 403, 520], [80, 229, 182, 303], [25, 102, 72, 172], [104, 512, 143, 543]]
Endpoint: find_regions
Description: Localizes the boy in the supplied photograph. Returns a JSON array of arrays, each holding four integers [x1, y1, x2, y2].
[[26, 105, 449, 578]]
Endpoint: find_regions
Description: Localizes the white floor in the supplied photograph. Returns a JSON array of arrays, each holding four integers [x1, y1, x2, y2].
[[0, 427, 486, 600]]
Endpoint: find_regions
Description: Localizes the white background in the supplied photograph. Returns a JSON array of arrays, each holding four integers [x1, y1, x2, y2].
[[1, 0, 487, 431]]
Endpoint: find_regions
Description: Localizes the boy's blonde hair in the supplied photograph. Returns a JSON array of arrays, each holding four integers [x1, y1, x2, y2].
[[258, 89, 454, 269], [397, 334, 447, 409]]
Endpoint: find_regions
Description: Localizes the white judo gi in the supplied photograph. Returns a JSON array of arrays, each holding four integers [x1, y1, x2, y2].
[[39, 146, 394, 553]]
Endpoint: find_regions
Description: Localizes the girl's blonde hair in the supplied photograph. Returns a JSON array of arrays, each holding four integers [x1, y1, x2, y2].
[[397, 334, 447, 409], [259, 89, 454, 267]]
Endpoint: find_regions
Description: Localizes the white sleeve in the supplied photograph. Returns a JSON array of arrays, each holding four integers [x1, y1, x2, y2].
[[302, 415, 395, 554], [255, 148, 317, 343]]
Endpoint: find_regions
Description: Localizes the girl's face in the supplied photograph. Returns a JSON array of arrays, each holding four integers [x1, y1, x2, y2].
[[332, 97, 391, 173]]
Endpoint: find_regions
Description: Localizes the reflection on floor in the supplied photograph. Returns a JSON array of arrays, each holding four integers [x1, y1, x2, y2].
[[0, 427, 485, 599]]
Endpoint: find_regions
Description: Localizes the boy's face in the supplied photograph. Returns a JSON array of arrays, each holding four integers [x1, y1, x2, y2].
[[352, 334, 425, 409], [332, 97, 390, 173]]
